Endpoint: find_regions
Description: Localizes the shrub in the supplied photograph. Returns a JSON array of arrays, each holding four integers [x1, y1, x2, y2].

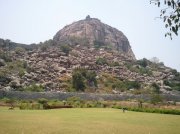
[[137, 58, 148, 68], [72, 68, 98, 91], [150, 94, 163, 104], [138, 68, 152, 76], [96, 58, 108, 65], [151, 82, 160, 93], [110, 61, 120, 67], [163, 80, 180, 91], [19, 103, 28, 110], [72, 71, 85, 91], [0, 70, 11, 84], [38, 98, 48, 105], [18, 84, 44, 92], [122, 107, 180, 115], [40, 45, 48, 51], [113, 80, 141, 90], [126, 81, 141, 89], [60, 44, 71, 55], [0, 52, 12, 62], [19, 102, 41, 110], [15, 47, 25, 55], [18, 68, 25, 77], [86, 71, 97, 87], [31, 103, 41, 109]]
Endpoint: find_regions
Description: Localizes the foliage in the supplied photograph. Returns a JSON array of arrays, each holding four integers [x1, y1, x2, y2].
[[15, 47, 25, 55], [0, 52, 12, 62], [38, 98, 48, 104], [112, 80, 141, 91], [150, 94, 163, 104], [17, 84, 45, 92], [86, 70, 97, 87], [19, 102, 42, 110], [43, 39, 55, 46], [170, 69, 180, 81], [72, 68, 97, 91], [137, 58, 148, 67], [5, 60, 27, 78], [163, 79, 180, 91], [40, 45, 49, 51], [139, 68, 153, 75], [126, 81, 141, 89], [96, 57, 108, 65], [18, 68, 25, 78], [39, 39, 56, 51], [4, 98, 16, 108], [0, 69, 11, 85], [0, 59, 28, 88], [110, 61, 120, 67], [60, 44, 72, 55], [72, 71, 85, 91], [116, 106, 180, 115], [99, 73, 141, 92], [125, 61, 152, 76], [150, 0, 180, 39], [151, 82, 160, 93], [1, 98, 180, 116]]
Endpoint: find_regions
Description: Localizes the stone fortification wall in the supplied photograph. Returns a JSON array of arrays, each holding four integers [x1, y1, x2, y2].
[[0, 90, 180, 102]]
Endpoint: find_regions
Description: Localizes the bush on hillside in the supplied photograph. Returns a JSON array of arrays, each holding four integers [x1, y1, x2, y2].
[[72, 68, 97, 91], [60, 44, 72, 55], [17, 84, 44, 92], [96, 57, 108, 65]]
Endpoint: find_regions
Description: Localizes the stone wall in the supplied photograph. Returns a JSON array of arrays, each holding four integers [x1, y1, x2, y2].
[[0, 90, 180, 101]]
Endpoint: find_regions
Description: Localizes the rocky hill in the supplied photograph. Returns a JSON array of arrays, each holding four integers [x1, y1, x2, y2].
[[53, 15, 135, 60], [0, 16, 180, 94]]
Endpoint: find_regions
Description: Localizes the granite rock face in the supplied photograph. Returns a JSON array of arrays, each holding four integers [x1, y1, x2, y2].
[[53, 16, 135, 60], [1, 16, 179, 95]]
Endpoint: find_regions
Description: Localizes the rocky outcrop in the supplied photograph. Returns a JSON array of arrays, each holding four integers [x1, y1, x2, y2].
[[53, 15, 135, 60], [0, 16, 179, 94]]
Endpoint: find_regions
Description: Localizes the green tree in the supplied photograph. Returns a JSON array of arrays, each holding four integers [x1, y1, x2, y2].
[[72, 71, 85, 91], [60, 44, 72, 55], [72, 68, 98, 90], [150, 0, 180, 39], [137, 58, 148, 67], [40, 45, 48, 51], [86, 71, 97, 87]]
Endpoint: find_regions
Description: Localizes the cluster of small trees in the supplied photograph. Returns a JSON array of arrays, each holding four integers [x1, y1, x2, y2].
[[72, 68, 97, 91]]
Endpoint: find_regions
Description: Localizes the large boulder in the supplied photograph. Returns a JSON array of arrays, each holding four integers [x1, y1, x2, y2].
[[53, 16, 135, 60], [0, 59, 5, 66]]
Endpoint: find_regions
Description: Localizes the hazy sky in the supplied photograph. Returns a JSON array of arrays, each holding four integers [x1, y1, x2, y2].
[[0, 0, 180, 71]]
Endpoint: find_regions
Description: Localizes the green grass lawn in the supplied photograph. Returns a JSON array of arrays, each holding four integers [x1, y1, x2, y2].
[[0, 107, 180, 134]]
